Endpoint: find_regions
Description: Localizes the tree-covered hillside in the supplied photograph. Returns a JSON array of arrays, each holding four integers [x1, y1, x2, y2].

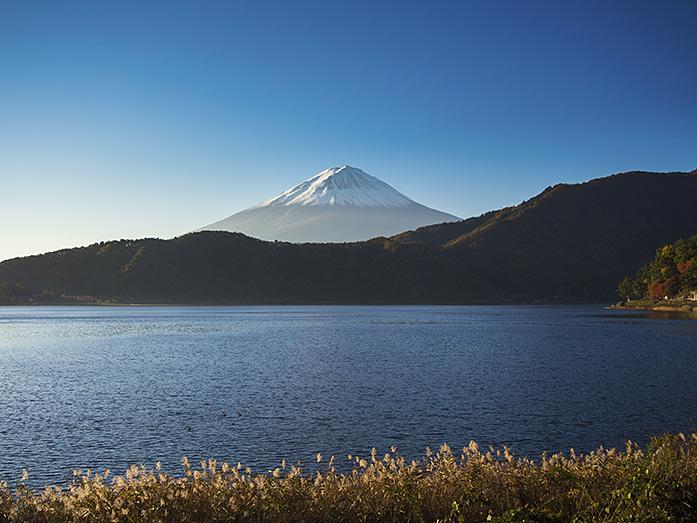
[[399, 170, 697, 300], [0, 233, 490, 304], [1, 169, 696, 304]]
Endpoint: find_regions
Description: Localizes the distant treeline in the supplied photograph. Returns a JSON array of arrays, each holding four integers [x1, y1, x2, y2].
[[1, 169, 697, 304]]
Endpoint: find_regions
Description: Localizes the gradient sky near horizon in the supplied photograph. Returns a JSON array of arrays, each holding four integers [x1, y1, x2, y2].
[[1, 1, 696, 262]]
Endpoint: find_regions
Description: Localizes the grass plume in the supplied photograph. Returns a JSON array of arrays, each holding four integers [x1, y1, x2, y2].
[[1, 433, 697, 522]]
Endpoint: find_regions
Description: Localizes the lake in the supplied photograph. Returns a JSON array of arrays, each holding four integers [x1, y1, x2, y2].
[[1, 304, 696, 488]]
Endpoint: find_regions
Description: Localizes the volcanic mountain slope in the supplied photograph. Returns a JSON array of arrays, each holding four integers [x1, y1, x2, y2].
[[197, 166, 461, 243]]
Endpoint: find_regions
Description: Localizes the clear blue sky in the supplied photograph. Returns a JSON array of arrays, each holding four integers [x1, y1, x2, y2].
[[1, 0, 695, 262]]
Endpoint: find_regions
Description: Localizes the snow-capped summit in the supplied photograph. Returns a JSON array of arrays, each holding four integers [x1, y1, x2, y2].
[[254, 166, 416, 208], [197, 166, 460, 243]]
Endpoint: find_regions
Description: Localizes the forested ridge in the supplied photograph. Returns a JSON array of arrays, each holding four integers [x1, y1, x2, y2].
[[0, 234, 489, 304], [1, 169, 696, 304]]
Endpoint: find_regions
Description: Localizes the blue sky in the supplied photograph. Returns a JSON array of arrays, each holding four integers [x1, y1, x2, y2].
[[1, 1, 696, 262]]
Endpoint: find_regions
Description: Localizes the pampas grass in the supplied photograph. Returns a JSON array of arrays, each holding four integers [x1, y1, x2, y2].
[[1, 433, 696, 522]]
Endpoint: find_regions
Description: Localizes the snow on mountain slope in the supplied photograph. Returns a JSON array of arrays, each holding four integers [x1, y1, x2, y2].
[[254, 166, 417, 208], [197, 166, 461, 243]]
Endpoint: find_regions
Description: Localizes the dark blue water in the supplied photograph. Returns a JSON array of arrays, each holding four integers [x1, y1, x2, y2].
[[1, 305, 696, 487]]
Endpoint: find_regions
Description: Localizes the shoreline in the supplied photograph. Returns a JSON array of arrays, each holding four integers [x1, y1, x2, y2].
[[613, 299, 697, 313], [1, 300, 612, 307], [1, 433, 695, 523]]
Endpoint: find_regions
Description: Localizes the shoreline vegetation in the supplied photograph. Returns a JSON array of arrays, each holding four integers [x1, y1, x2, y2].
[[616, 232, 697, 312], [614, 299, 697, 313], [2, 434, 697, 522]]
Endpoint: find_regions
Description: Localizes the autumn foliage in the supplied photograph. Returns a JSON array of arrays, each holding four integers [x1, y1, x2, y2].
[[619, 234, 697, 300]]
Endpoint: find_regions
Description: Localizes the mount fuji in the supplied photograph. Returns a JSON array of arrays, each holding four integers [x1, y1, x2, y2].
[[197, 166, 461, 243]]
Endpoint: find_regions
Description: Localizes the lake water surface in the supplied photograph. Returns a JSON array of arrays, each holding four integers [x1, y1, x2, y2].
[[1, 304, 696, 487]]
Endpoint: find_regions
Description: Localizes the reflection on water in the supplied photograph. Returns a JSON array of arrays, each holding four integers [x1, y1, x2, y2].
[[0, 304, 696, 487], [616, 309, 697, 321]]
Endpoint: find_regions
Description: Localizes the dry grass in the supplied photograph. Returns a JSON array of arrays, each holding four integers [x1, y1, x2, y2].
[[1, 433, 697, 522]]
